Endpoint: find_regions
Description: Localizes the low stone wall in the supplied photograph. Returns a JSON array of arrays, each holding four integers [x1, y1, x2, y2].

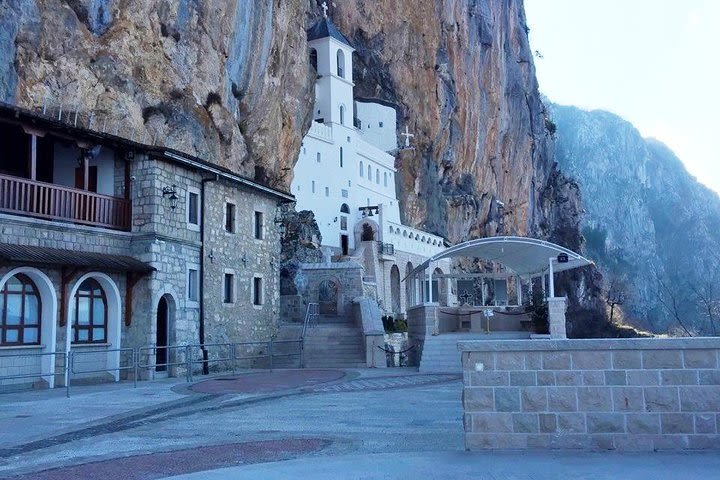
[[407, 304, 437, 366], [459, 338, 720, 451]]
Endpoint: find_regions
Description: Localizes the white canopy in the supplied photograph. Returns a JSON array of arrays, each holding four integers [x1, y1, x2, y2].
[[405, 236, 593, 280]]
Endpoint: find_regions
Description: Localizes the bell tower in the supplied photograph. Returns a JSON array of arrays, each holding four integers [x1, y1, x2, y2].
[[307, 4, 355, 127]]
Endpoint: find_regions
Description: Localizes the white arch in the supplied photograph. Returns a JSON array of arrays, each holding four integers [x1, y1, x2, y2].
[[66, 272, 122, 382], [0, 267, 57, 388]]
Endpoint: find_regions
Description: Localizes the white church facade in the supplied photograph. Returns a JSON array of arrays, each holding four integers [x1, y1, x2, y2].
[[291, 15, 451, 315]]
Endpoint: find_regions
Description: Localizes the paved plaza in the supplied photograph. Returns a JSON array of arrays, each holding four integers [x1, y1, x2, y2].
[[1, 369, 719, 479]]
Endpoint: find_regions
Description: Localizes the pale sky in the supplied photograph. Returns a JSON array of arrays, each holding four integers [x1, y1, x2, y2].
[[524, 0, 720, 194]]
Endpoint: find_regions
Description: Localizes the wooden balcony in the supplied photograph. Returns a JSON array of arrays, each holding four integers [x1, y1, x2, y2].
[[0, 174, 130, 231]]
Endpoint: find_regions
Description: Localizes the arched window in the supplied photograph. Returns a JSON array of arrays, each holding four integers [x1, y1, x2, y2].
[[383, 172, 388, 187], [316, 152, 321, 163], [367, 165, 372, 179], [336, 49, 345, 78], [340, 204, 350, 214], [376, 169, 380, 184], [1, 274, 41, 345], [339, 105, 345, 125], [309, 48, 318, 71], [73, 278, 107, 344], [359, 161, 364, 177], [340, 147, 344, 167]]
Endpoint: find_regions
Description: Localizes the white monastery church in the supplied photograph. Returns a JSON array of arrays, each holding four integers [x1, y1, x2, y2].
[[290, 12, 450, 315]]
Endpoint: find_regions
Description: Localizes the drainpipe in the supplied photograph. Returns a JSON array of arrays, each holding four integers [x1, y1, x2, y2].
[[199, 175, 218, 375]]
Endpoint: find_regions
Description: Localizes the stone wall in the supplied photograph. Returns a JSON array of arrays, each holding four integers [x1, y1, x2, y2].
[[459, 338, 720, 451], [296, 262, 364, 318], [202, 178, 282, 345]]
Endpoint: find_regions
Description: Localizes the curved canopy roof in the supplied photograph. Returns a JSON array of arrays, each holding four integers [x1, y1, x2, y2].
[[406, 236, 593, 279]]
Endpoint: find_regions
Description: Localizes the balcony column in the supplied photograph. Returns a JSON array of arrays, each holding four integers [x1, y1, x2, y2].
[[83, 154, 89, 190], [29, 134, 37, 180]]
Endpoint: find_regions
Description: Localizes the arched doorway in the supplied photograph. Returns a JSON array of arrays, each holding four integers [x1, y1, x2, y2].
[[318, 279, 339, 315], [390, 265, 401, 313], [156, 296, 169, 371]]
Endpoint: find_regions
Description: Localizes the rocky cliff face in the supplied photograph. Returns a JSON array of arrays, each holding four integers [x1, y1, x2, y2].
[[1, 1, 611, 331], [0, 0, 313, 183], [551, 103, 720, 334]]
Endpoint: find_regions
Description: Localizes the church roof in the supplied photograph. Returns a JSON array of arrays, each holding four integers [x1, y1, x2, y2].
[[307, 17, 353, 48]]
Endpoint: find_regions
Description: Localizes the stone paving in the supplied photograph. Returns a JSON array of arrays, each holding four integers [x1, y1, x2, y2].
[[1, 368, 719, 479]]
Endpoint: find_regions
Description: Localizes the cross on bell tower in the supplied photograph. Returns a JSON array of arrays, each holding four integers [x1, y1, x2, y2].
[[321, 1, 329, 18]]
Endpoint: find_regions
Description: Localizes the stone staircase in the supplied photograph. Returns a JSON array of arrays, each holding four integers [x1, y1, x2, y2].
[[301, 315, 366, 368], [419, 332, 531, 373]]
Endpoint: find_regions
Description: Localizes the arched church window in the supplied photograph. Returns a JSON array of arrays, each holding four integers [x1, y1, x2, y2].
[[375, 169, 380, 184], [383, 172, 388, 187], [359, 161, 364, 177], [1, 274, 41, 345], [73, 278, 107, 344], [340, 204, 350, 214], [339, 105, 345, 125], [340, 147, 344, 167], [309, 48, 318, 72], [367, 165, 372, 179], [336, 49, 345, 78]]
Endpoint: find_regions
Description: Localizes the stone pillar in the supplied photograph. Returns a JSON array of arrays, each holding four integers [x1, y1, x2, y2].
[[547, 297, 567, 339]]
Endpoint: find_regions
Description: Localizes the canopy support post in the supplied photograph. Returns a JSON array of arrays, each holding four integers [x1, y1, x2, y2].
[[428, 266, 434, 303], [548, 257, 555, 299]]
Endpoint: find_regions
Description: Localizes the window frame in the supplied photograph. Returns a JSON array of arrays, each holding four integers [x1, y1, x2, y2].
[[186, 186, 201, 231], [187, 265, 200, 306], [223, 272, 235, 304], [254, 211, 264, 240], [71, 278, 107, 345], [252, 277, 264, 307], [225, 202, 236, 233], [0, 274, 41, 346]]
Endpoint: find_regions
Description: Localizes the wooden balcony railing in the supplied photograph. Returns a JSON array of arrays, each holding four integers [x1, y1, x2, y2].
[[0, 174, 130, 231]]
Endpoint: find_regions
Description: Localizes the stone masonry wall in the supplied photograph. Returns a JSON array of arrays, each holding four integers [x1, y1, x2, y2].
[[459, 338, 720, 451], [203, 178, 282, 345]]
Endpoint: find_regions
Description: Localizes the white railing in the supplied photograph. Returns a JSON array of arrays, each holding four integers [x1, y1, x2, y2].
[[308, 121, 333, 142], [383, 221, 445, 257]]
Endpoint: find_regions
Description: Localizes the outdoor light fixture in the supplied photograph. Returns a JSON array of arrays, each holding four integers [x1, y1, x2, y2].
[[162, 184, 179, 210]]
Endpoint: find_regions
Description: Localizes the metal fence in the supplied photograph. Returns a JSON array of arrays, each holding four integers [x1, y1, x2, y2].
[[0, 339, 303, 397]]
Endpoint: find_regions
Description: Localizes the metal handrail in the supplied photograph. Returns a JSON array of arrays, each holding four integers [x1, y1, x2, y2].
[[0, 338, 305, 396], [68, 347, 136, 396], [300, 303, 319, 368]]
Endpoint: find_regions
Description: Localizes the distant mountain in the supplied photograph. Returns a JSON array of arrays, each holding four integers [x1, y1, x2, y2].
[[550, 103, 720, 334]]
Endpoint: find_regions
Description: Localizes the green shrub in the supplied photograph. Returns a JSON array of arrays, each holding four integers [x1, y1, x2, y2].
[[393, 319, 408, 333], [527, 289, 549, 334]]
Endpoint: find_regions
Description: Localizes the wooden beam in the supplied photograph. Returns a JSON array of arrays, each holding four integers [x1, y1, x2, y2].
[[124, 272, 142, 327], [59, 267, 80, 327]]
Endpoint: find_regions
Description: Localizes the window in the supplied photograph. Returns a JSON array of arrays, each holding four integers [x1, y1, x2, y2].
[[384, 172, 388, 187], [340, 105, 345, 125], [253, 277, 263, 306], [359, 161, 364, 177], [188, 268, 199, 302], [187, 188, 200, 229], [340, 147, 343, 167], [325, 186, 329, 197], [309, 48, 318, 71], [316, 152, 321, 163], [223, 273, 234, 303], [376, 169, 380, 184], [341, 189, 348, 198], [0, 274, 41, 345], [254, 211, 264, 239], [312, 181, 316, 193], [340, 216, 347, 230], [367, 165, 372, 179], [336, 49, 345, 78], [379, 122, 384, 128], [72, 278, 106, 344], [340, 204, 350, 214], [225, 203, 236, 233]]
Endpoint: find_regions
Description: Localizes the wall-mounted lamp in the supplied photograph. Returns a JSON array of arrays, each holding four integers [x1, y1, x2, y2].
[[162, 184, 179, 210]]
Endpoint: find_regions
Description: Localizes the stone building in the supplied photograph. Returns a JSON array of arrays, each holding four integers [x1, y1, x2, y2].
[[288, 13, 452, 319], [0, 103, 293, 390]]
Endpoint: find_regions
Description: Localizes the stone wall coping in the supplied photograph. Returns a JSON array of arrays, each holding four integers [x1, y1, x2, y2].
[[457, 337, 720, 352], [299, 262, 362, 270]]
